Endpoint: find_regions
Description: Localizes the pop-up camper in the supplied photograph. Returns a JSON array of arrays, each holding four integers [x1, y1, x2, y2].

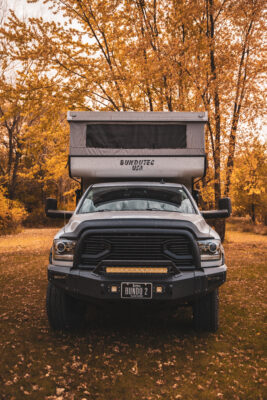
[[68, 111, 206, 190], [46, 112, 231, 333]]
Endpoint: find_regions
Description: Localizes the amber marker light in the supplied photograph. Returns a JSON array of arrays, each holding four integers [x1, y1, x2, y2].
[[105, 267, 168, 274]]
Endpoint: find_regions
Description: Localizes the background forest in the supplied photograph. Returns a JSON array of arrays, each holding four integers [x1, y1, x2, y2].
[[0, 0, 266, 233]]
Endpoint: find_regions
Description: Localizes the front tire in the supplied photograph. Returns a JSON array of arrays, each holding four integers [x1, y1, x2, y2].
[[193, 288, 219, 332], [46, 282, 86, 330]]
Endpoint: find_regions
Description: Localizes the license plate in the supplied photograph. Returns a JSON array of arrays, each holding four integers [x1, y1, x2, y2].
[[121, 282, 152, 299]]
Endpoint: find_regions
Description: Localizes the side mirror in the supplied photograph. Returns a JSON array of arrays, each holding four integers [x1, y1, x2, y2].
[[201, 197, 232, 219], [192, 190, 199, 205], [45, 198, 73, 219], [45, 198, 57, 213]]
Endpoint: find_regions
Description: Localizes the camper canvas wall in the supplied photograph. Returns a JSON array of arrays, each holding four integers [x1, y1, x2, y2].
[[67, 112, 207, 190]]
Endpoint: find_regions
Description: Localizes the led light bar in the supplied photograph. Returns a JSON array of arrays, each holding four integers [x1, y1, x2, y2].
[[105, 267, 168, 274]]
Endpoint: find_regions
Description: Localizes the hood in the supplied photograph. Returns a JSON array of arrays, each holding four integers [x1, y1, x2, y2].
[[54, 210, 219, 239]]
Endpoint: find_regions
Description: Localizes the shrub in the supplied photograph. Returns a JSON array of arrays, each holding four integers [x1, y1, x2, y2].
[[0, 187, 28, 235], [23, 208, 62, 228], [227, 217, 267, 236]]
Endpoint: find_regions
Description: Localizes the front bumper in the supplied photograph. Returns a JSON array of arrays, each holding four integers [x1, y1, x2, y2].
[[47, 264, 227, 303]]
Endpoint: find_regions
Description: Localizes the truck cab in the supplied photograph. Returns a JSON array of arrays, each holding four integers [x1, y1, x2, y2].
[[46, 112, 231, 332]]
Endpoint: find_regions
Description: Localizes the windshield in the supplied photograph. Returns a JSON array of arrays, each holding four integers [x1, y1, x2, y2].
[[78, 186, 196, 214]]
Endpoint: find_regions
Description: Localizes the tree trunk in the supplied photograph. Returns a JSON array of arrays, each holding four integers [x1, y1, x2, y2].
[[251, 203, 255, 223], [225, 18, 254, 196], [206, 0, 221, 206]]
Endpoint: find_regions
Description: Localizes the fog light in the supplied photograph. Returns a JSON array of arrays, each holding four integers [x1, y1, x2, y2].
[[106, 267, 168, 274], [111, 286, 118, 293], [156, 286, 163, 294]]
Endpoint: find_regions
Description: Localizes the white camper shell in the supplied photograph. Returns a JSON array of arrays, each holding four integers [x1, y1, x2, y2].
[[68, 111, 207, 190]]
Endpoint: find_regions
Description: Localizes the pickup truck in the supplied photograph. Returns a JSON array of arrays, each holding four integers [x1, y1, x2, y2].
[[45, 111, 231, 332]]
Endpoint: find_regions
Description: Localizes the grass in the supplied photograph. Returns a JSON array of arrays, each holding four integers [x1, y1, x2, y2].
[[227, 216, 267, 236], [0, 226, 266, 400]]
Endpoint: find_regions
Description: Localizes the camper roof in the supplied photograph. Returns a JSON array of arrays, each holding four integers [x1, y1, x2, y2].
[[67, 111, 208, 122]]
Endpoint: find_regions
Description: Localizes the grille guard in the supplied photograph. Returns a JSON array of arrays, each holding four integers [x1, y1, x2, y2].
[[73, 227, 201, 270]]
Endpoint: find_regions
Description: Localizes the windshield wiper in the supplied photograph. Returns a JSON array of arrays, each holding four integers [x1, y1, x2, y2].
[[93, 208, 183, 212], [94, 209, 112, 212]]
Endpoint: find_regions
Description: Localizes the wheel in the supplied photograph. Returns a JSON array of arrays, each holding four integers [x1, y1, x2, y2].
[[193, 288, 219, 332], [46, 282, 86, 330]]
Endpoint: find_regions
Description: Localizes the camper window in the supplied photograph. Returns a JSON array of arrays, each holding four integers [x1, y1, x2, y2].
[[86, 124, 186, 149]]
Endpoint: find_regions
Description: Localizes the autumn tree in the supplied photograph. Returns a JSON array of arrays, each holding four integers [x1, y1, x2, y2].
[[0, 0, 28, 232], [166, 0, 266, 204], [0, 0, 266, 211], [0, 6, 79, 215], [0, 0, 25, 200], [231, 137, 267, 223]]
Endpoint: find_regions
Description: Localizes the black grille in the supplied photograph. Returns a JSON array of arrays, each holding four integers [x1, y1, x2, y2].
[[83, 239, 107, 255], [78, 233, 194, 268]]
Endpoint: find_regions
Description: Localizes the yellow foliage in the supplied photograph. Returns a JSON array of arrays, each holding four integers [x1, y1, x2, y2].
[[0, 187, 27, 234], [231, 139, 267, 222], [0, 0, 266, 215]]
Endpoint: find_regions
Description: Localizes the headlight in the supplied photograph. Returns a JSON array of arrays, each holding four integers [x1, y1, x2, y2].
[[197, 239, 222, 261], [52, 239, 76, 261]]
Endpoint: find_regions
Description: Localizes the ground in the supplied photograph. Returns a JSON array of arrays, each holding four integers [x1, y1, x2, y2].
[[0, 226, 266, 400]]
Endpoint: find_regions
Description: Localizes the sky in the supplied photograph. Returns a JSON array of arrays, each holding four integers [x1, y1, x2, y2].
[[8, 0, 49, 19]]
